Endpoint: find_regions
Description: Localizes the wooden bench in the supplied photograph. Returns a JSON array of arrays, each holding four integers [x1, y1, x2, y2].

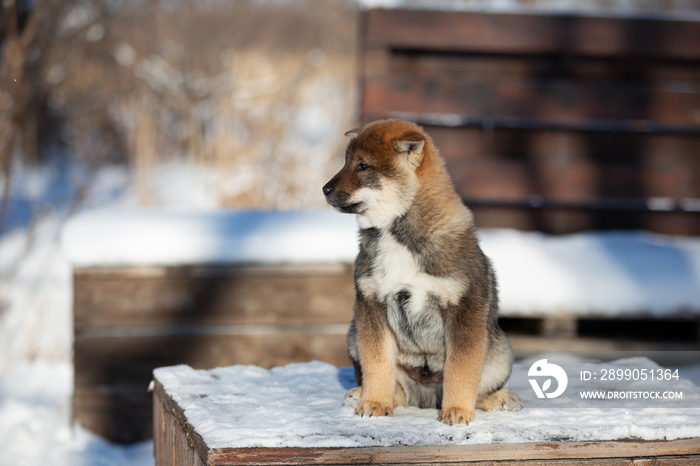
[[360, 8, 700, 234]]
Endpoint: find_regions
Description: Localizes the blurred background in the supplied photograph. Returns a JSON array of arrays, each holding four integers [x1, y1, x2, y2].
[[0, 0, 359, 222], [1, 0, 700, 462]]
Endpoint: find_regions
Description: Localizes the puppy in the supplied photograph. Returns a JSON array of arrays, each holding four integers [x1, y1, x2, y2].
[[323, 119, 521, 425]]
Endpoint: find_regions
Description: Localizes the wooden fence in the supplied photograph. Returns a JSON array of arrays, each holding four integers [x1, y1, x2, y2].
[[360, 9, 700, 234]]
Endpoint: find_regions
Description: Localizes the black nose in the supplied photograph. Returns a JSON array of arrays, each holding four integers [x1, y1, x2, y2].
[[322, 183, 333, 196]]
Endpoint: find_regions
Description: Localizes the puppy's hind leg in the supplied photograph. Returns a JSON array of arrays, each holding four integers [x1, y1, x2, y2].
[[476, 387, 523, 412], [345, 383, 407, 410], [344, 386, 363, 408]]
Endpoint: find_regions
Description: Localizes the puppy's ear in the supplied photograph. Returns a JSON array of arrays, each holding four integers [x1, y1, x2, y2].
[[395, 132, 425, 168], [344, 129, 361, 138]]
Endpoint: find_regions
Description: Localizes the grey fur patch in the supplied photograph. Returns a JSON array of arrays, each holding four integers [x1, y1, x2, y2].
[[354, 228, 379, 290], [394, 289, 418, 347], [389, 213, 472, 278]]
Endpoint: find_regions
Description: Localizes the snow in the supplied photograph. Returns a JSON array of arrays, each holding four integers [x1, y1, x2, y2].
[[155, 358, 700, 449], [61, 209, 358, 267], [0, 215, 72, 365], [62, 208, 700, 317], [482, 229, 700, 317], [0, 362, 154, 466]]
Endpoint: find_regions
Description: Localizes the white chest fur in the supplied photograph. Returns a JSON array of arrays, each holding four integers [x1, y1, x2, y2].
[[358, 230, 467, 353]]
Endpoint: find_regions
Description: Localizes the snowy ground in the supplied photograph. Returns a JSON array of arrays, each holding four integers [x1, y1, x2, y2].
[[0, 362, 153, 466]]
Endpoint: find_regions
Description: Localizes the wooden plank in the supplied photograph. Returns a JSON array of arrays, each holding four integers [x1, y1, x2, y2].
[[364, 10, 700, 60], [155, 380, 210, 466], [204, 454, 696, 465], [469, 206, 696, 235], [74, 264, 355, 329], [74, 384, 156, 411], [445, 157, 700, 202], [659, 459, 700, 465], [163, 391, 174, 465], [361, 77, 700, 128], [154, 379, 165, 465], [416, 121, 700, 164], [430, 128, 700, 208], [539, 316, 578, 339], [468, 205, 553, 232], [75, 263, 352, 278], [154, 380, 208, 466], [363, 24, 700, 130], [349, 126, 700, 182], [74, 332, 351, 385], [367, 48, 700, 83], [469, 204, 700, 235], [509, 335, 700, 356], [207, 439, 700, 465]]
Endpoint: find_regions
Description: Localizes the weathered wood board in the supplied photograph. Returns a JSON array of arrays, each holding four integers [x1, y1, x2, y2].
[[73, 264, 355, 443]]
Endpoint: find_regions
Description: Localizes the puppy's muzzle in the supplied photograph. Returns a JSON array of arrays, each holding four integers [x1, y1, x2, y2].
[[322, 174, 344, 207], [323, 177, 360, 213]]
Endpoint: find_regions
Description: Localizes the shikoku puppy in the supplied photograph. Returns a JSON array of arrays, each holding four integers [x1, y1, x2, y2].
[[322, 119, 521, 425]]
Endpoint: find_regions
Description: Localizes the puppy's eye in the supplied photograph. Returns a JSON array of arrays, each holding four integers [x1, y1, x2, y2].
[[356, 163, 369, 171]]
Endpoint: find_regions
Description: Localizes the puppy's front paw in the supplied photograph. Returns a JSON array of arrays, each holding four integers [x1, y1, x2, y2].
[[438, 407, 474, 425], [355, 400, 393, 418]]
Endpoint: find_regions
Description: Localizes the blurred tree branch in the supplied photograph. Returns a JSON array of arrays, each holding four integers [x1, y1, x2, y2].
[[0, 0, 358, 215], [0, 0, 71, 229], [0, 0, 36, 226]]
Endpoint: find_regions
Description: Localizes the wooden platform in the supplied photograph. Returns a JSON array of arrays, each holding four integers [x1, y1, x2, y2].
[[152, 372, 700, 466]]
